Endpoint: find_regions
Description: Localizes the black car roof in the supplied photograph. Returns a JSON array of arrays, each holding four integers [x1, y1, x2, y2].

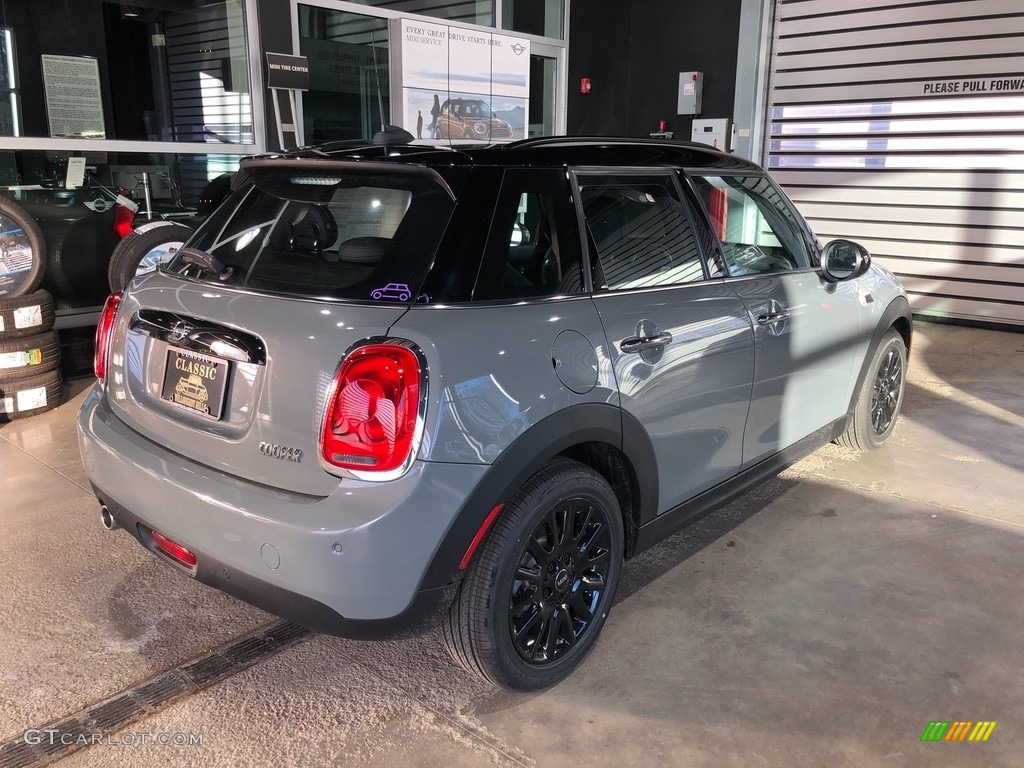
[[248, 137, 764, 174]]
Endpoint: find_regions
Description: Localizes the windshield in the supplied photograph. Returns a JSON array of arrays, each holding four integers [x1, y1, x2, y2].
[[171, 165, 456, 302]]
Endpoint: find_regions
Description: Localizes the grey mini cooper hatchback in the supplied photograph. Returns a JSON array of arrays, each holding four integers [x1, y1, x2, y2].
[[79, 137, 911, 690]]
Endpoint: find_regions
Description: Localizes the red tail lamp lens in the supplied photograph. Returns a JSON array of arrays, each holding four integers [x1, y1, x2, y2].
[[320, 344, 421, 473], [94, 291, 122, 380], [151, 530, 197, 569]]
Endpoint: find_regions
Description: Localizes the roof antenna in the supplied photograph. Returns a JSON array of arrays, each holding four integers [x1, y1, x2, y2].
[[370, 29, 413, 146], [370, 29, 386, 133]]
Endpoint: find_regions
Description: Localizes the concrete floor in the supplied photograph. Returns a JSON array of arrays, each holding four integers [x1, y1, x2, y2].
[[1, 321, 1023, 767]]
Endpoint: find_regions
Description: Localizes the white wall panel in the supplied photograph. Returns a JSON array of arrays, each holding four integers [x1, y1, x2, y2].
[[880, 258, 1023, 285], [803, 219, 1024, 250], [778, 0, 964, 19], [797, 202, 1024, 231], [904, 295, 1024, 325], [773, 55, 1024, 89], [779, 0, 1023, 35], [774, 16, 1024, 54], [819, 239, 1023, 268], [779, 37, 1024, 71], [767, 0, 1024, 325]]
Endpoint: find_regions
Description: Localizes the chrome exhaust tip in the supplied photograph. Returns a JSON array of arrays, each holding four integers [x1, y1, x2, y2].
[[100, 504, 119, 531]]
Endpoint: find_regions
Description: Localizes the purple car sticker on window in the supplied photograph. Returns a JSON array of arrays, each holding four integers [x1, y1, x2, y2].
[[370, 283, 412, 301]]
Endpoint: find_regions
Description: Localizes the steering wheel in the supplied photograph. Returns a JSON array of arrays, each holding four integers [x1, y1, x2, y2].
[[730, 244, 793, 274]]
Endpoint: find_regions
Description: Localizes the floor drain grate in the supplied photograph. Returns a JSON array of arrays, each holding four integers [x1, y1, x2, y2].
[[133, 672, 190, 709], [0, 621, 312, 768], [180, 653, 236, 686], [0, 742, 36, 768], [224, 635, 273, 666], [84, 695, 145, 730]]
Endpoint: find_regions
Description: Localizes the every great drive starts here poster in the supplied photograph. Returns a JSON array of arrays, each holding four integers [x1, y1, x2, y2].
[[390, 18, 530, 144]]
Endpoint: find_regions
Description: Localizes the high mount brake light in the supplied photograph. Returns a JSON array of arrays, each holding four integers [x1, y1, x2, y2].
[[94, 291, 122, 380], [320, 344, 422, 475]]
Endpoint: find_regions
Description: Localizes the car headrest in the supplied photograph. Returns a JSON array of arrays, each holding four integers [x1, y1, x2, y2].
[[287, 205, 337, 254]]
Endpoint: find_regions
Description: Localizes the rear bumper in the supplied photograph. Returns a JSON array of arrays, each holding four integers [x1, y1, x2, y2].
[[92, 487, 458, 638], [77, 386, 485, 635]]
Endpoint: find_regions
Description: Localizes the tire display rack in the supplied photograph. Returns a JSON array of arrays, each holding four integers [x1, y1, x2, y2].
[[0, 290, 63, 421], [0, 189, 199, 403], [0, 197, 64, 419]]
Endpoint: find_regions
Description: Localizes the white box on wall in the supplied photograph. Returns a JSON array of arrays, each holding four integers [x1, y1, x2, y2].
[[691, 118, 731, 151], [677, 71, 703, 115]]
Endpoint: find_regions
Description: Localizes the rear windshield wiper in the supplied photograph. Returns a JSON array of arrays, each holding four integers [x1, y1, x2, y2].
[[178, 248, 237, 282]]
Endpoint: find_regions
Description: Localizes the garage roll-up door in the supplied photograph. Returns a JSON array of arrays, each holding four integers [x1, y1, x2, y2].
[[766, 0, 1024, 326]]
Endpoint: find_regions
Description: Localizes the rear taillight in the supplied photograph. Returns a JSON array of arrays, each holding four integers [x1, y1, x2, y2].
[[94, 291, 122, 380], [320, 343, 423, 475]]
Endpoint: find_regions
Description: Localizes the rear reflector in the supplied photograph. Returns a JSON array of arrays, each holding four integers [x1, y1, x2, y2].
[[151, 529, 197, 570], [459, 504, 504, 571]]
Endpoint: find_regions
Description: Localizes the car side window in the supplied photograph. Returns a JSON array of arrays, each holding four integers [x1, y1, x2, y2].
[[577, 173, 706, 290], [687, 174, 811, 276], [472, 169, 583, 301]]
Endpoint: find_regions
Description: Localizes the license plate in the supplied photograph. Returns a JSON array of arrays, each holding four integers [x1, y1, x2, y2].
[[161, 347, 229, 420]]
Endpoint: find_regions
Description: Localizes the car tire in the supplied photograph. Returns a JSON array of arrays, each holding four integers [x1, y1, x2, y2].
[[0, 289, 55, 340], [0, 330, 60, 383], [444, 458, 624, 690], [0, 196, 47, 299], [0, 368, 63, 421], [47, 212, 121, 300], [836, 328, 907, 450], [108, 221, 193, 291]]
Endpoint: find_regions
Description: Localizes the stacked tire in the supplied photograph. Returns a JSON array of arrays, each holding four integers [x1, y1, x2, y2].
[[0, 291, 62, 421], [0, 196, 63, 422]]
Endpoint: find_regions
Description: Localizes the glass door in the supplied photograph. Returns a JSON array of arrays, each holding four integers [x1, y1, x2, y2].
[[529, 42, 564, 137]]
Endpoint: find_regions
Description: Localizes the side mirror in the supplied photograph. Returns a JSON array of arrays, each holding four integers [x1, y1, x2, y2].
[[821, 239, 871, 282]]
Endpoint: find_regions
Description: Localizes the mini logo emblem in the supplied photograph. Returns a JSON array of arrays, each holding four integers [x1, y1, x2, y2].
[[170, 321, 193, 342], [510, 43, 525, 56], [554, 569, 571, 592]]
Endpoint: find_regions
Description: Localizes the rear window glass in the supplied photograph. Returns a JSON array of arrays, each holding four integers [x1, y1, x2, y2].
[[173, 167, 455, 301]]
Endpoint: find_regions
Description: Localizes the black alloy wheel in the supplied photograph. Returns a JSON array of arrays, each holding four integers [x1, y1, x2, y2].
[[870, 342, 904, 436], [836, 328, 907, 450], [444, 459, 624, 690], [508, 495, 614, 665]]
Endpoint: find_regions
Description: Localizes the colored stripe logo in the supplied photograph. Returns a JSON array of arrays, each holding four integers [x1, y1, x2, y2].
[[921, 721, 996, 742]]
